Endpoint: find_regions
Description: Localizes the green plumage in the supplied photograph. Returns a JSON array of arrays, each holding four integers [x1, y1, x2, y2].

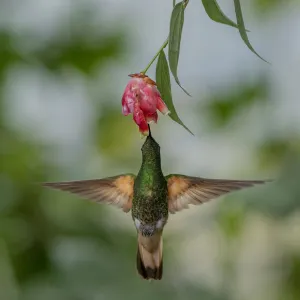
[[132, 135, 168, 226]]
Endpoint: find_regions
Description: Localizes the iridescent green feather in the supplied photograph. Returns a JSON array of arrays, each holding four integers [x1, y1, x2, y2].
[[132, 135, 168, 225]]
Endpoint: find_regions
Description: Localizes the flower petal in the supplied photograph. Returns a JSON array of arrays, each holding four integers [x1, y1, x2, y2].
[[133, 103, 149, 136], [153, 87, 170, 115], [145, 111, 158, 124], [122, 81, 137, 115], [138, 85, 157, 114], [156, 96, 170, 115]]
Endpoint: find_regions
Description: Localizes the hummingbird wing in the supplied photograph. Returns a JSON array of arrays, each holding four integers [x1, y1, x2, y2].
[[43, 174, 135, 212], [165, 175, 266, 214]]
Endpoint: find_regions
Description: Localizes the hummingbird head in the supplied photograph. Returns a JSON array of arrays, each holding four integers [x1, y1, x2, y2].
[[141, 129, 160, 155]]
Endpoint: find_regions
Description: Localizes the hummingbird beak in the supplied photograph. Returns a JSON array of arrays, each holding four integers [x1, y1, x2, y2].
[[148, 124, 152, 137]]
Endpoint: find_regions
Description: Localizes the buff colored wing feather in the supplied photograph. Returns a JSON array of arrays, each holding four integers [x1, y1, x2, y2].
[[43, 174, 135, 212], [166, 175, 267, 214]]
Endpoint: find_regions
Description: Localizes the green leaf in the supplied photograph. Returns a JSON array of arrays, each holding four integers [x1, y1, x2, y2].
[[168, 1, 190, 96], [233, 0, 269, 63], [201, 0, 240, 29], [156, 50, 193, 135]]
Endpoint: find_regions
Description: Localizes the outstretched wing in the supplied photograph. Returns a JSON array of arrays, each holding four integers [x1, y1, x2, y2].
[[43, 174, 135, 212], [166, 174, 266, 214]]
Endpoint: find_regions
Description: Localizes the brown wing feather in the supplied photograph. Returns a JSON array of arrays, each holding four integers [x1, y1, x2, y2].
[[43, 175, 135, 212], [166, 175, 267, 213]]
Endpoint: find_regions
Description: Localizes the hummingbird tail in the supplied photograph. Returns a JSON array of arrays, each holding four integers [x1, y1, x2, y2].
[[136, 233, 163, 280]]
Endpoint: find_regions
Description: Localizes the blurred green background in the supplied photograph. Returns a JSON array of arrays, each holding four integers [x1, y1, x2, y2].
[[1, 0, 300, 299]]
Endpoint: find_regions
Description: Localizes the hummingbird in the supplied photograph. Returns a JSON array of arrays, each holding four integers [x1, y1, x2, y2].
[[43, 127, 267, 280]]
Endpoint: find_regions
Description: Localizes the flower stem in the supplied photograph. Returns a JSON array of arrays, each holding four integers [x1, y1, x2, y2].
[[141, 0, 189, 75], [141, 38, 169, 75]]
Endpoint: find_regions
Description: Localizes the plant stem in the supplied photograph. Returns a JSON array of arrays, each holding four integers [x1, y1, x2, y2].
[[141, 38, 169, 74], [141, 0, 189, 75]]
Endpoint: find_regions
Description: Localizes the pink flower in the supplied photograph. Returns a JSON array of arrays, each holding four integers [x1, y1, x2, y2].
[[122, 73, 170, 135]]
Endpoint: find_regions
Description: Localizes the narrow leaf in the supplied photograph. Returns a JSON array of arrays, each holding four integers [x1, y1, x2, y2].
[[156, 50, 193, 135], [202, 0, 240, 29], [233, 0, 269, 63], [168, 1, 191, 96]]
